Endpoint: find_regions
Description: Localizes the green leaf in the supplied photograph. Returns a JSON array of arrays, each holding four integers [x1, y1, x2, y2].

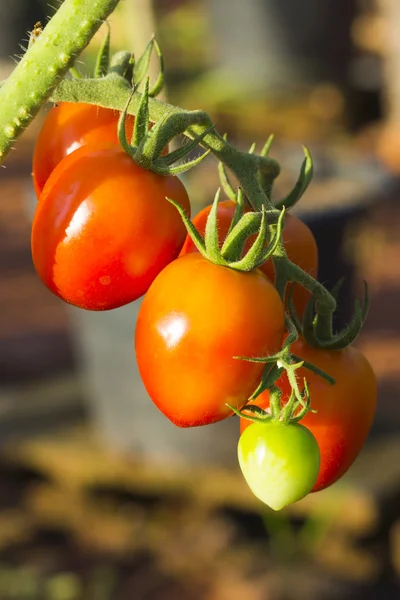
[[204, 189, 224, 262], [94, 21, 110, 78], [221, 211, 261, 262], [218, 160, 237, 201], [117, 87, 135, 157], [149, 38, 165, 98], [166, 197, 207, 257], [109, 51, 133, 78], [132, 78, 150, 148], [274, 146, 313, 211], [160, 124, 215, 166], [257, 206, 286, 264], [133, 38, 154, 87], [261, 134, 275, 157], [154, 148, 211, 176]]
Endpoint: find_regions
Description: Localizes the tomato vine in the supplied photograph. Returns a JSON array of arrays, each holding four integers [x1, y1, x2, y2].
[[0, 0, 376, 510]]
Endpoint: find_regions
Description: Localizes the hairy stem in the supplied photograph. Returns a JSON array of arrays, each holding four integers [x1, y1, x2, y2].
[[0, 0, 120, 162]]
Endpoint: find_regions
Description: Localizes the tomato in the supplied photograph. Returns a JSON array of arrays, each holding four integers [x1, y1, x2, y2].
[[135, 252, 285, 427], [179, 200, 318, 317], [240, 338, 377, 492], [32, 102, 136, 197], [238, 420, 320, 510], [31, 143, 190, 310]]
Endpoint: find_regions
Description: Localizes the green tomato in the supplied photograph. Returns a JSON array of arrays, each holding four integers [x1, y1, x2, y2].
[[238, 420, 320, 511]]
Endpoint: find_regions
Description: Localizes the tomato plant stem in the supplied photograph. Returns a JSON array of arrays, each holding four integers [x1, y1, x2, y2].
[[0, 0, 120, 163]]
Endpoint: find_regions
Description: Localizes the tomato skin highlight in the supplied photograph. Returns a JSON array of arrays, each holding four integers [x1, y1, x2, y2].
[[32, 102, 136, 197], [180, 200, 318, 317], [31, 144, 191, 311], [238, 420, 320, 510], [240, 338, 377, 492], [135, 253, 286, 427]]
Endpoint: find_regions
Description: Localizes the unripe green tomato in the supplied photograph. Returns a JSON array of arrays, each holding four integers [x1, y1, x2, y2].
[[238, 420, 320, 511]]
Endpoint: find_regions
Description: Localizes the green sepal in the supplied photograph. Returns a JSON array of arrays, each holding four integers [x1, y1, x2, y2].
[[291, 355, 336, 385], [69, 66, 82, 79], [227, 403, 272, 424], [133, 38, 154, 87], [218, 160, 237, 201], [166, 197, 207, 257], [132, 78, 150, 150], [159, 124, 215, 167], [330, 277, 345, 301], [153, 147, 211, 176], [149, 38, 165, 98], [226, 187, 245, 235], [261, 134, 274, 157], [250, 363, 285, 400], [248, 142, 256, 154], [109, 51, 133, 78], [254, 206, 286, 266], [274, 146, 313, 211], [287, 382, 313, 423], [221, 211, 261, 262], [229, 208, 269, 271], [141, 109, 211, 160], [117, 87, 136, 158], [204, 189, 224, 262], [94, 22, 110, 78], [268, 385, 283, 418], [315, 282, 369, 350], [233, 353, 280, 364], [258, 134, 276, 198]]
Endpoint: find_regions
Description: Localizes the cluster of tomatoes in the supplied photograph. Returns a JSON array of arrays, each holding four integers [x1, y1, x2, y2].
[[30, 101, 377, 512]]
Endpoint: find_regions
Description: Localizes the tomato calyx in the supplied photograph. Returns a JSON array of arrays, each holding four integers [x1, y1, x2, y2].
[[116, 81, 213, 176], [218, 142, 313, 212], [170, 187, 287, 273], [70, 29, 165, 98], [288, 279, 370, 351], [231, 316, 337, 428]]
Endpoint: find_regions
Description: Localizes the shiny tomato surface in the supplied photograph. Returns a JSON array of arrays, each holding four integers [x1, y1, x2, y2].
[[31, 144, 190, 310], [135, 253, 286, 427], [32, 102, 136, 196]]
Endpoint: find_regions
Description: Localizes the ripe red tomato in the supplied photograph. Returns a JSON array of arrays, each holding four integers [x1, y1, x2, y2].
[[240, 338, 377, 492], [32, 102, 136, 197], [135, 252, 286, 427], [31, 143, 190, 310], [238, 420, 320, 510], [179, 200, 318, 317]]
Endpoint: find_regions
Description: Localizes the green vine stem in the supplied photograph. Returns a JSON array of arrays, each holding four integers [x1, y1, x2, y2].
[[0, 0, 120, 162]]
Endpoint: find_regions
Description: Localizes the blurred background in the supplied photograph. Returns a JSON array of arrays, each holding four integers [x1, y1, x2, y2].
[[1, 0, 400, 598]]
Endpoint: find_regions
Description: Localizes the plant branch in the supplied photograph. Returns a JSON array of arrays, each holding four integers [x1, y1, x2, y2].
[[0, 0, 120, 163]]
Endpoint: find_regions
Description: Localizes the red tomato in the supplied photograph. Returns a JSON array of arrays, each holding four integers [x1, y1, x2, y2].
[[240, 338, 377, 492], [32, 103, 136, 197], [31, 143, 190, 310], [135, 253, 286, 427], [179, 200, 318, 317]]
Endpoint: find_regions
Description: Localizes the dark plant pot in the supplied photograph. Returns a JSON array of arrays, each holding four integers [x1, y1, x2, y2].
[[304, 205, 367, 332]]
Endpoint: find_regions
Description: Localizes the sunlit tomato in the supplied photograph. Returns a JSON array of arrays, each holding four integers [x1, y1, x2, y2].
[[31, 143, 190, 310], [240, 338, 377, 492], [135, 253, 285, 427], [32, 102, 136, 197], [238, 420, 320, 510], [179, 200, 318, 317]]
